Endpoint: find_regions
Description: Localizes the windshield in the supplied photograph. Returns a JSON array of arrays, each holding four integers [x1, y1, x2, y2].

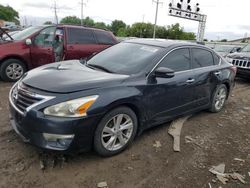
[[10, 26, 43, 41], [241, 44, 250, 52], [214, 45, 234, 52], [87, 42, 163, 75]]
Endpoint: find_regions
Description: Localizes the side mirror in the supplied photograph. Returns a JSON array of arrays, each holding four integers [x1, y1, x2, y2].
[[25, 38, 32, 45], [154, 67, 175, 78]]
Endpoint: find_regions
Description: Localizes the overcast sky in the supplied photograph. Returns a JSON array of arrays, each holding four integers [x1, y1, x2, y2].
[[1, 0, 249, 40]]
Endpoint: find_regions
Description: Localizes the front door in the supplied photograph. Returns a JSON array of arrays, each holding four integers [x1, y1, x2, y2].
[[144, 48, 196, 126], [30, 26, 56, 68]]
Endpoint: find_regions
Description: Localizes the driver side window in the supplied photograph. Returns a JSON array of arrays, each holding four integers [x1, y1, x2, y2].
[[159, 48, 191, 72], [34, 27, 56, 47]]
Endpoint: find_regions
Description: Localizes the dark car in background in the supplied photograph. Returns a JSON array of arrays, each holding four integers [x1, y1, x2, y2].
[[9, 39, 236, 156], [0, 25, 118, 81], [226, 44, 250, 79], [213, 45, 242, 57]]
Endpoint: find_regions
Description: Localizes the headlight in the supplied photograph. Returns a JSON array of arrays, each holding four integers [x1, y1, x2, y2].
[[44, 95, 98, 117]]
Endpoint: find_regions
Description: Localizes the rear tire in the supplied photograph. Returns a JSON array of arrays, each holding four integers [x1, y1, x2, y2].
[[0, 59, 26, 82], [94, 106, 138, 157], [209, 84, 228, 113]]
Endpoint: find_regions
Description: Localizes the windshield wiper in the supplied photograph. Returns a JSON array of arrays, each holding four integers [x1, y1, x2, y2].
[[86, 64, 113, 73], [0, 27, 13, 41]]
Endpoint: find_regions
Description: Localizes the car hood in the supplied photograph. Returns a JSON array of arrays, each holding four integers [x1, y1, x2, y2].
[[0, 40, 16, 45], [227, 52, 250, 60], [22, 60, 129, 93], [217, 52, 228, 57]]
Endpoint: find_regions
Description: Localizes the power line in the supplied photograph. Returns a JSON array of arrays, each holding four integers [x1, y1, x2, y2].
[[152, 0, 163, 39]]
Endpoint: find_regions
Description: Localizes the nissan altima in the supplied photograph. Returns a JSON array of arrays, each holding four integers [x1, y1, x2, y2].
[[9, 39, 236, 156]]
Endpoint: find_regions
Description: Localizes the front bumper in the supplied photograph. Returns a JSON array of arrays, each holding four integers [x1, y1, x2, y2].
[[9, 105, 102, 152], [237, 68, 250, 79]]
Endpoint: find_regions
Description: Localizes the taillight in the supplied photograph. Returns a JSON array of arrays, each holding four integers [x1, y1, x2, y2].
[[230, 66, 237, 75]]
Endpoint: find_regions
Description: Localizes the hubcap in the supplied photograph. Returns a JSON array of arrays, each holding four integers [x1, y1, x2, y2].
[[101, 114, 134, 151], [6, 63, 23, 80], [215, 88, 227, 110]]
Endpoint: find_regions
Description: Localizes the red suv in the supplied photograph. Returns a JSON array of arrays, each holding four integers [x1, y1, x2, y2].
[[0, 25, 118, 81]]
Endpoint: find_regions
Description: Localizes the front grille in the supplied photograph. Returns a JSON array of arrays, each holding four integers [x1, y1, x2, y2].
[[11, 83, 44, 114], [231, 59, 250, 69]]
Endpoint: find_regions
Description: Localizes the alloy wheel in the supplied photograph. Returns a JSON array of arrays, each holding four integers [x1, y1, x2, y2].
[[101, 114, 134, 151], [6, 63, 24, 80], [214, 87, 227, 111]]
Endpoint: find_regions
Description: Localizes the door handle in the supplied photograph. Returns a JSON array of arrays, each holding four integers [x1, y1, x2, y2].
[[186, 78, 195, 83], [214, 71, 221, 76]]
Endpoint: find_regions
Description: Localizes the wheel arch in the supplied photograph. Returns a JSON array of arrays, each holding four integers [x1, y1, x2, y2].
[[221, 81, 231, 99], [0, 55, 29, 70], [103, 101, 146, 136]]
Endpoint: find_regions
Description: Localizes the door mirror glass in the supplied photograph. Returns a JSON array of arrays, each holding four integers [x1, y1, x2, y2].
[[25, 38, 32, 45], [154, 67, 175, 78]]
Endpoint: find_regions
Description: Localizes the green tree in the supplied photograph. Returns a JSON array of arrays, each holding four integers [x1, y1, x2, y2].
[[44, 21, 53, 25], [94, 22, 108, 30], [179, 32, 196, 40], [117, 27, 128, 37], [110, 20, 126, 35], [166, 23, 183, 39], [128, 22, 154, 38], [60, 16, 81, 25], [220, 39, 227, 42], [0, 4, 19, 24], [82, 16, 95, 26]]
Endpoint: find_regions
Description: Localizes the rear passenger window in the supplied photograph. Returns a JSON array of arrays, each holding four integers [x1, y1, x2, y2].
[[213, 54, 221, 65], [67, 28, 96, 44], [159, 48, 191, 72], [192, 48, 214, 68], [94, 30, 115, 45]]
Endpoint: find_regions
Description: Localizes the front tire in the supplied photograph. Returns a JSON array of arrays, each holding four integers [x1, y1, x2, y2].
[[0, 59, 26, 82], [209, 84, 228, 113], [94, 106, 138, 157]]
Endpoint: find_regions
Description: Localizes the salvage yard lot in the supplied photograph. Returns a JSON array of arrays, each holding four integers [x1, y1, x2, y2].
[[0, 79, 249, 188]]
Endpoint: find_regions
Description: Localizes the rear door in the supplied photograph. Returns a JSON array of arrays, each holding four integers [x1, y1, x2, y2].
[[145, 48, 196, 125], [191, 48, 221, 107], [64, 27, 103, 60], [30, 26, 56, 67]]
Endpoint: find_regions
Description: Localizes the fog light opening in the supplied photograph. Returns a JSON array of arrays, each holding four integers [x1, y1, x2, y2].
[[43, 133, 74, 148]]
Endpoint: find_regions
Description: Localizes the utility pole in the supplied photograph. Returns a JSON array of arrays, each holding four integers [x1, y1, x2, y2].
[[140, 14, 145, 38], [152, 0, 163, 39], [80, 0, 87, 25], [53, 0, 58, 24]]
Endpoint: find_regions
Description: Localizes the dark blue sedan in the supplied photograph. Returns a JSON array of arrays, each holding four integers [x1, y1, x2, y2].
[[9, 39, 236, 156]]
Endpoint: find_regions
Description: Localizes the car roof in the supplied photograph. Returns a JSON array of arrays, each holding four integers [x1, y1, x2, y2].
[[55, 24, 110, 32], [125, 38, 205, 49]]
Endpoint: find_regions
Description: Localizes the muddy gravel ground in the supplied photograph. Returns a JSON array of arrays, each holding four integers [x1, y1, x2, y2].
[[0, 79, 249, 188]]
